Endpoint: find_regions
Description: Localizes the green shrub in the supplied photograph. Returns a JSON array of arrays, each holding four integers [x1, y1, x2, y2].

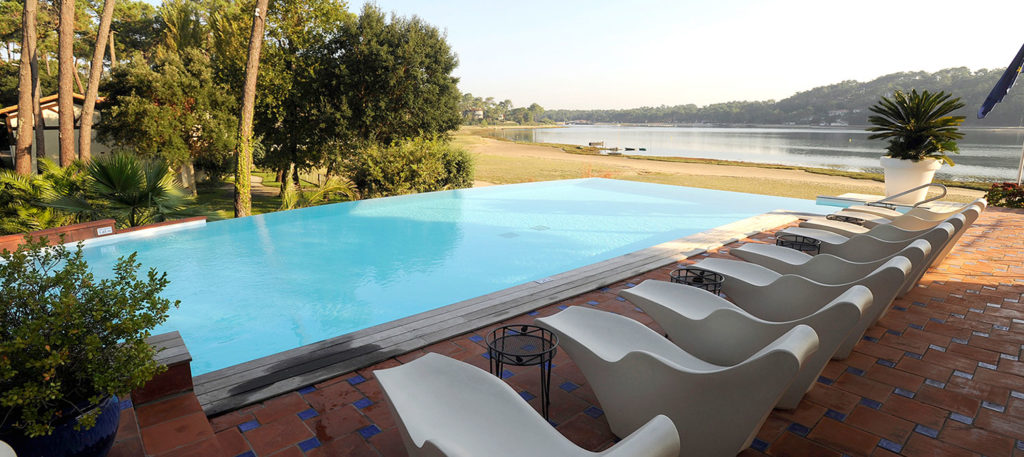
[[866, 89, 965, 166], [345, 136, 474, 198], [985, 182, 1024, 208], [0, 239, 178, 437]]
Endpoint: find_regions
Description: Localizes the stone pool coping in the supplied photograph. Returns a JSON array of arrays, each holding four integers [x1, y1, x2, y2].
[[193, 208, 824, 415]]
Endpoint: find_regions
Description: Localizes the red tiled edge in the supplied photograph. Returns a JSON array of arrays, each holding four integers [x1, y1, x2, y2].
[[116, 216, 207, 235], [0, 218, 116, 252]]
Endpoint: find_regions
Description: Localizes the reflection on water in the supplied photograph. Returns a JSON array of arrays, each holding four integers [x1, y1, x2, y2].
[[497, 126, 1024, 181]]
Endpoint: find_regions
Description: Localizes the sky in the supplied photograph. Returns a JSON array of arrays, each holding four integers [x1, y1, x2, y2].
[[347, 0, 1024, 110]]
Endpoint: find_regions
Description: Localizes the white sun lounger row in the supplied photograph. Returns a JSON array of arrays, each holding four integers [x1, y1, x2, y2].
[[372, 198, 984, 457]]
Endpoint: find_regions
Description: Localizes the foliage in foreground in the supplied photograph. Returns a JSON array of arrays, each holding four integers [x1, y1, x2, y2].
[[866, 89, 965, 165], [985, 182, 1024, 208], [345, 136, 473, 198], [0, 160, 89, 235], [0, 239, 177, 437]]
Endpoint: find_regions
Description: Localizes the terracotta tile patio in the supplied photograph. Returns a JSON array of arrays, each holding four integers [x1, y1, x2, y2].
[[113, 207, 1024, 456]]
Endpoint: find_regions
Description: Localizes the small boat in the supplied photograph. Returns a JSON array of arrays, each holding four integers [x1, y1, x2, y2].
[[625, 147, 635, 151], [588, 141, 604, 147], [639, 148, 647, 151]]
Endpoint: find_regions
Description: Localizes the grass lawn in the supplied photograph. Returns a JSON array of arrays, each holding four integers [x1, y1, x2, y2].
[[177, 183, 282, 221]]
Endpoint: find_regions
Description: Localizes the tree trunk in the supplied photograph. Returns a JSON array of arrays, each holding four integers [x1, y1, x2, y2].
[[79, 0, 115, 163], [33, 47, 44, 166], [57, 0, 76, 167], [233, 0, 270, 218], [108, 30, 116, 67], [72, 61, 84, 93], [14, 0, 38, 175]]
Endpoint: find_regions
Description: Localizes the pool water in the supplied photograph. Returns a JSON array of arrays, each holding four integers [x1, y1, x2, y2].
[[80, 178, 824, 374]]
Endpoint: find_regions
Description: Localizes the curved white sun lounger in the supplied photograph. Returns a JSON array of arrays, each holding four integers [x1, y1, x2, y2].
[[537, 307, 818, 457], [692, 256, 909, 358], [374, 352, 681, 457], [620, 281, 869, 409], [800, 202, 981, 239], [779, 216, 963, 266], [728, 239, 931, 297], [842, 198, 986, 220]]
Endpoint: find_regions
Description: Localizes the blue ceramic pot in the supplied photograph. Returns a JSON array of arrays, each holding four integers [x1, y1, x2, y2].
[[1, 395, 120, 457]]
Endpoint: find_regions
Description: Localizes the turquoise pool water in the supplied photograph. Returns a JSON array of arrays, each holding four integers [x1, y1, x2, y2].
[[80, 178, 824, 374]]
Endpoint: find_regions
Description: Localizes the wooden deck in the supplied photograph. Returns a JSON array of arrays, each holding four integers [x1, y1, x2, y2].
[[193, 210, 816, 415]]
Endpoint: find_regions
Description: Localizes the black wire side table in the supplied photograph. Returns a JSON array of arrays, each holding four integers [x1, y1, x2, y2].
[[670, 267, 724, 295], [776, 233, 822, 254], [487, 325, 559, 420], [826, 213, 866, 226]]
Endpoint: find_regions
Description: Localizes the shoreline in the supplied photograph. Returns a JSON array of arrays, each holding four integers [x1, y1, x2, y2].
[[455, 130, 986, 203]]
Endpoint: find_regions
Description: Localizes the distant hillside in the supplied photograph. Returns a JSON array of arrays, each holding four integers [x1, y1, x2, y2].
[[540, 67, 1024, 127]]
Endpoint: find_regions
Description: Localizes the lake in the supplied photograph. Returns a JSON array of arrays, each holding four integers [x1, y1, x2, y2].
[[494, 125, 1024, 182]]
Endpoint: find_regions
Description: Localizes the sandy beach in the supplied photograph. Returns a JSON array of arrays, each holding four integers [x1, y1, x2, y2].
[[458, 132, 985, 203]]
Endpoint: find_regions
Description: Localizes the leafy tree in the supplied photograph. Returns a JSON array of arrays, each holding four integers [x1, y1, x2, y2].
[[96, 48, 238, 185], [344, 136, 472, 198], [319, 4, 461, 148]]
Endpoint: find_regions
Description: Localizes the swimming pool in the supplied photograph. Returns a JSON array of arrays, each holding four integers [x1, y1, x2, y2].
[[80, 178, 824, 374]]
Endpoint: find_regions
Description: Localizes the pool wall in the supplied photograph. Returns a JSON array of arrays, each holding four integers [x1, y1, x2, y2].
[[193, 209, 812, 415]]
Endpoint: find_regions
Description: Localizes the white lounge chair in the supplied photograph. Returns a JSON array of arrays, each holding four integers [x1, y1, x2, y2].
[[620, 281, 869, 409], [0, 441, 13, 457], [842, 198, 986, 220], [778, 215, 964, 266], [536, 307, 818, 457], [799, 203, 981, 239], [692, 256, 909, 357], [729, 239, 931, 297], [374, 352, 681, 457]]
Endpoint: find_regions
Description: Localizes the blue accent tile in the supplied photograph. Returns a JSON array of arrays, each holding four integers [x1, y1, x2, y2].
[[845, 366, 865, 376], [118, 398, 134, 410], [519, 391, 536, 402], [982, 401, 1006, 412], [908, 323, 924, 330], [1017, 440, 1024, 451], [979, 361, 998, 370], [297, 437, 321, 452], [862, 336, 879, 343], [914, 424, 939, 438], [893, 388, 916, 398], [750, 438, 769, 452], [924, 379, 946, 389], [886, 329, 902, 336], [953, 370, 974, 379], [559, 381, 579, 392], [928, 344, 946, 352], [876, 359, 896, 368], [235, 452, 256, 457], [508, 329, 519, 335], [950, 412, 973, 424], [528, 311, 540, 316], [817, 376, 834, 385], [633, 307, 644, 313], [557, 305, 568, 310], [904, 351, 923, 360], [481, 352, 491, 359], [929, 317, 945, 323], [353, 397, 373, 410], [616, 296, 626, 301], [521, 344, 536, 352], [952, 337, 969, 344], [584, 406, 604, 418], [548, 419, 559, 427], [599, 287, 610, 292], [626, 282, 636, 287], [297, 408, 319, 420], [297, 385, 317, 395], [468, 335, 484, 343], [501, 369, 515, 379], [878, 439, 903, 453], [358, 425, 382, 439], [787, 423, 810, 437], [587, 300, 600, 305], [238, 420, 260, 432], [825, 409, 847, 422], [894, 306, 908, 312], [347, 374, 366, 385], [860, 398, 882, 410], [911, 301, 926, 307]]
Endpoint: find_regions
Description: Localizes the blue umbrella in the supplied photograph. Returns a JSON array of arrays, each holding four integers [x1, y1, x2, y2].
[[978, 42, 1024, 119]]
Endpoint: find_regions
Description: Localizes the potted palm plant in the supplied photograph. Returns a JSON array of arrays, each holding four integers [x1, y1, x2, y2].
[[866, 89, 965, 204], [0, 239, 177, 457]]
